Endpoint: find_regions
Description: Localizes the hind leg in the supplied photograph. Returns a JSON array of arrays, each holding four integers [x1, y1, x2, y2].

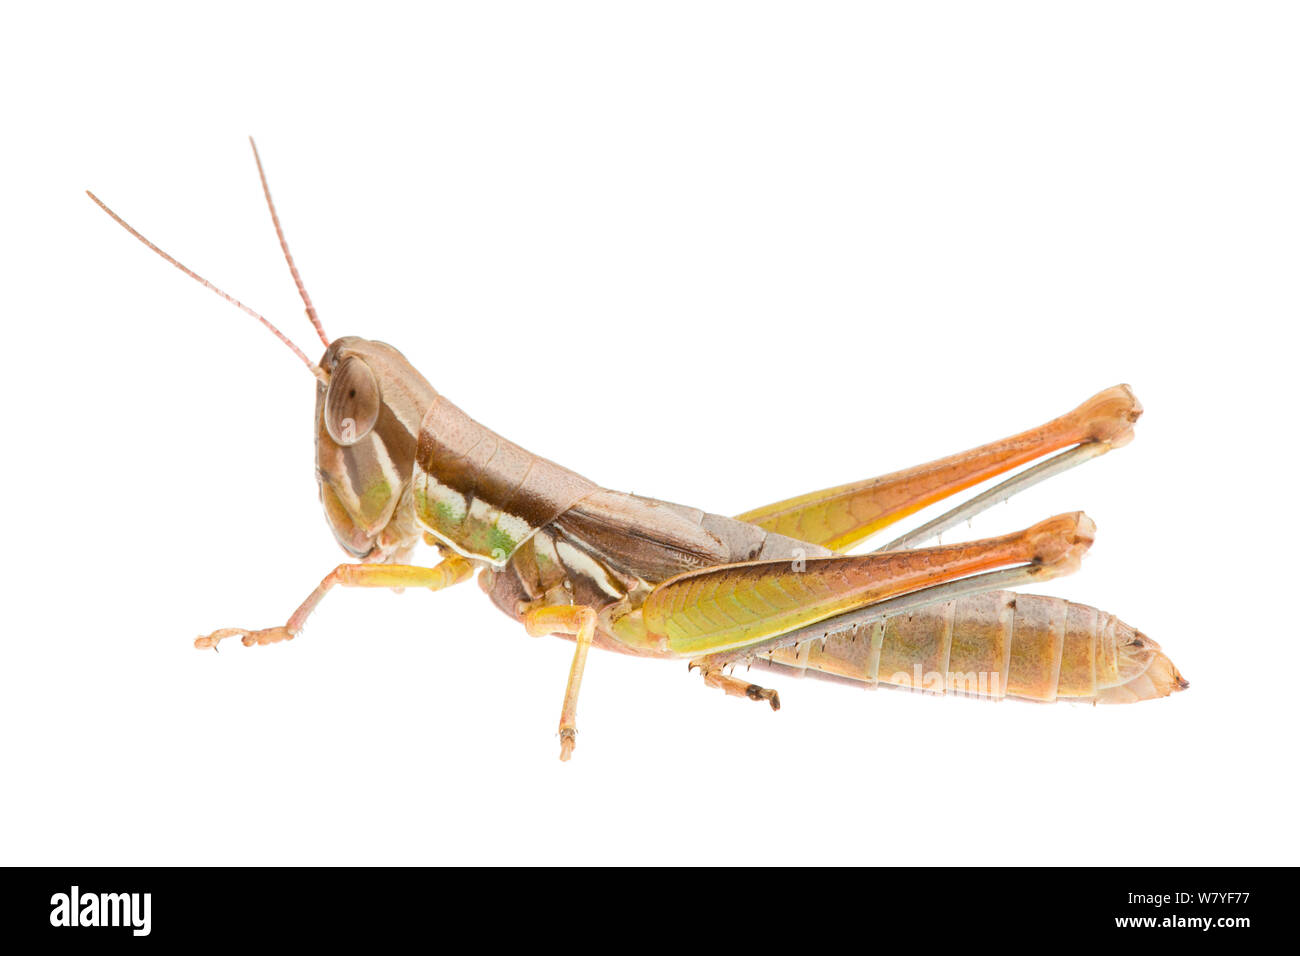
[[734, 385, 1140, 552]]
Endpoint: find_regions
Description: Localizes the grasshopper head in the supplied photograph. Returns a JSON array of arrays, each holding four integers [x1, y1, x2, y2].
[[89, 142, 439, 562], [314, 337, 437, 562]]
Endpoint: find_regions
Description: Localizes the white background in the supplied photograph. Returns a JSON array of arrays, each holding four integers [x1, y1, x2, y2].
[[3, 2, 1296, 865]]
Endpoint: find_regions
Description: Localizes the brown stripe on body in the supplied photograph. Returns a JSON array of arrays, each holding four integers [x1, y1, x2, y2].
[[413, 396, 597, 563], [416, 396, 597, 526], [550, 490, 733, 582]]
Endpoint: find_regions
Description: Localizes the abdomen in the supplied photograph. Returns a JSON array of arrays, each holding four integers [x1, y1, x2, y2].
[[750, 591, 1188, 704]]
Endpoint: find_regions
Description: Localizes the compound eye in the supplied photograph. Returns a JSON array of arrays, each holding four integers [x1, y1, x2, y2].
[[325, 355, 380, 445]]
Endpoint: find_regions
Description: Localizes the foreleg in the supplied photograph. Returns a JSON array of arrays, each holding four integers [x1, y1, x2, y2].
[[195, 554, 475, 649]]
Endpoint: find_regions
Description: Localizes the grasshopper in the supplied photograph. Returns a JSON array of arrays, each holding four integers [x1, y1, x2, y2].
[[89, 140, 1187, 760]]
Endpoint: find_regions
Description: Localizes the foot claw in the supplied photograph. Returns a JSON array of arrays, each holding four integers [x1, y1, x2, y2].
[[745, 684, 781, 710], [194, 626, 293, 650], [559, 728, 576, 762], [194, 628, 246, 650]]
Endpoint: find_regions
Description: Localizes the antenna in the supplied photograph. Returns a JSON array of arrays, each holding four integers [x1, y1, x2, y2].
[[86, 189, 329, 384], [248, 137, 330, 348]]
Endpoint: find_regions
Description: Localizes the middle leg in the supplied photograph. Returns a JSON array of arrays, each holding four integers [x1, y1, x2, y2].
[[523, 605, 598, 761]]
